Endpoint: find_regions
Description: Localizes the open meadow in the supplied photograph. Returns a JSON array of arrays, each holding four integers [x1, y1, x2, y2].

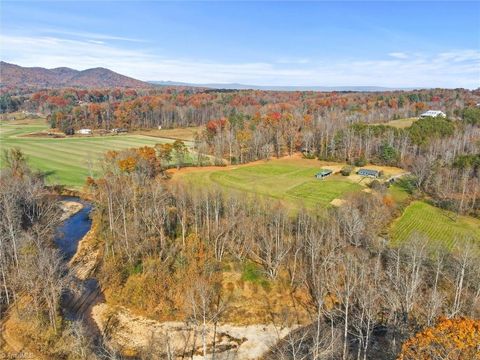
[[173, 157, 390, 208], [0, 118, 188, 188], [373, 117, 418, 129], [390, 200, 480, 248]]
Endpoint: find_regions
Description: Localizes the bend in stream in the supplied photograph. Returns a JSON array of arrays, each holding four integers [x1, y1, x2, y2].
[[55, 196, 92, 261], [55, 196, 104, 331]]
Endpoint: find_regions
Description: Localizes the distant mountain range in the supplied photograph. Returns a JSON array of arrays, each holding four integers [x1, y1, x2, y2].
[[0, 61, 415, 92], [0, 61, 153, 89], [149, 80, 414, 92]]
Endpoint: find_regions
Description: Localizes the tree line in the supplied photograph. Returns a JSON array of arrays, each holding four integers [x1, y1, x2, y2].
[[5, 86, 480, 217]]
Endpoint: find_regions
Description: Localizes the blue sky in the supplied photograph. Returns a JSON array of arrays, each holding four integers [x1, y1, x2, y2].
[[1, 1, 479, 88]]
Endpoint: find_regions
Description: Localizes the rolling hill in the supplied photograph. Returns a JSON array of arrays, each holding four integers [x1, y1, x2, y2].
[[0, 61, 153, 89]]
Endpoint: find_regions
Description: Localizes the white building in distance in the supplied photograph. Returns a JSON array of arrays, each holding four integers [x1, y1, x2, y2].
[[78, 128, 93, 135], [420, 110, 446, 118]]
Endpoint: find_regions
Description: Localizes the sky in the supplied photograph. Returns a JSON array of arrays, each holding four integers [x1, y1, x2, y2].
[[1, 1, 479, 88]]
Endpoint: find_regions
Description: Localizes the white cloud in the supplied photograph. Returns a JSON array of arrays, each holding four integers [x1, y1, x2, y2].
[[276, 57, 311, 65], [1, 33, 479, 88], [37, 28, 147, 43], [388, 52, 408, 59]]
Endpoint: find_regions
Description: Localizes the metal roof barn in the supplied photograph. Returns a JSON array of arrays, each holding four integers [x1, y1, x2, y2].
[[315, 169, 333, 179]]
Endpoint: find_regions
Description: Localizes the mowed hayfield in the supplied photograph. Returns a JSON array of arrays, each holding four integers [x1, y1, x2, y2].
[[0, 119, 179, 188], [373, 117, 418, 129], [390, 201, 480, 248], [174, 157, 365, 208]]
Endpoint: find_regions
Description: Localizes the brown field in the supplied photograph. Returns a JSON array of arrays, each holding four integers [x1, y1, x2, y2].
[[135, 126, 203, 141]]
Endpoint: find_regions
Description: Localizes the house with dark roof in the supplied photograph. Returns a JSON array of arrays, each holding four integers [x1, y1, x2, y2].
[[357, 168, 380, 178]]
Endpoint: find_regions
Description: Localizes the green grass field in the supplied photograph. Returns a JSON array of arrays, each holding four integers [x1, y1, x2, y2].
[[0, 119, 179, 188], [390, 201, 480, 248], [388, 183, 412, 204], [178, 159, 363, 208]]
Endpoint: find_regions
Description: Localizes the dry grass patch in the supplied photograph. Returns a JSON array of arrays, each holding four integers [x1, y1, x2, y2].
[[221, 265, 310, 326], [135, 126, 203, 141], [330, 198, 347, 207], [372, 117, 418, 129]]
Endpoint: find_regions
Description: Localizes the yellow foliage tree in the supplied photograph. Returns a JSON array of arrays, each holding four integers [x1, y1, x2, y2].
[[398, 317, 480, 360], [118, 156, 137, 173]]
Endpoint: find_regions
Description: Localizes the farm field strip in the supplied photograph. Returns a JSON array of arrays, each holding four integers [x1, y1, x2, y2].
[[286, 180, 361, 207], [390, 201, 480, 248], [177, 159, 364, 208], [0, 120, 188, 188], [3, 137, 170, 160]]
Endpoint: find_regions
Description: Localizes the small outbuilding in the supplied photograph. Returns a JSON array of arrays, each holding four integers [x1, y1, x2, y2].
[[111, 128, 128, 134], [78, 128, 92, 135], [315, 169, 333, 179], [357, 168, 380, 178], [420, 110, 446, 118]]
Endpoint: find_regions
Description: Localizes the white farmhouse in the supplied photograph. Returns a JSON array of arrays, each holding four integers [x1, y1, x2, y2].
[[78, 128, 93, 135], [419, 110, 446, 118]]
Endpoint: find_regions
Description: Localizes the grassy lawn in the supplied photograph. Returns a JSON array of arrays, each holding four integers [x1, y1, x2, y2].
[[373, 117, 418, 129], [0, 119, 183, 188], [177, 158, 363, 208], [390, 201, 480, 249], [388, 183, 411, 204]]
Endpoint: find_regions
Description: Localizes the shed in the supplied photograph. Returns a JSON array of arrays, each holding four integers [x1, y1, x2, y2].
[[111, 128, 128, 134], [315, 169, 333, 179], [357, 168, 380, 178]]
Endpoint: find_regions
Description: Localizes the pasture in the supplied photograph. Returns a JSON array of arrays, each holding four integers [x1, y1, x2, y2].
[[175, 157, 365, 208], [373, 117, 418, 129], [390, 201, 480, 248], [0, 119, 182, 188]]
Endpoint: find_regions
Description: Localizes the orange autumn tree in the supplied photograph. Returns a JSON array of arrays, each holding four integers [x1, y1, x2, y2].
[[118, 157, 137, 173], [398, 317, 480, 360]]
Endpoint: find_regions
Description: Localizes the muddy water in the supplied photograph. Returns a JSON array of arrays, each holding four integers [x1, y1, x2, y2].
[[55, 197, 92, 260], [55, 197, 103, 328]]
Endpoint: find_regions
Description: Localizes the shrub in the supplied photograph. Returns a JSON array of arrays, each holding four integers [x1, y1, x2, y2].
[[302, 152, 316, 159], [369, 179, 385, 191], [396, 176, 417, 194], [354, 156, 367, 167], [241, 262, 270, 289], [340, 165, 354, 176]]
